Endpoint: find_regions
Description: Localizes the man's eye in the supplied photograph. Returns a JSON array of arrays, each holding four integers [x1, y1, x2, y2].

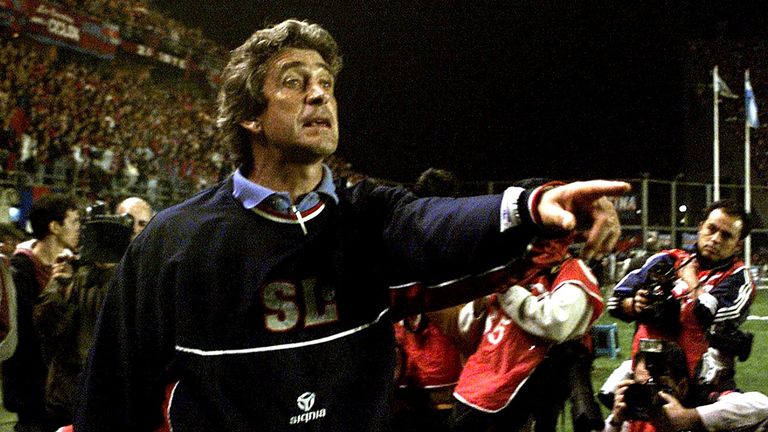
[[284, 77, 303, 89]]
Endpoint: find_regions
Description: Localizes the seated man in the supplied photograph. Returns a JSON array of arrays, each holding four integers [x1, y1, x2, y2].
[[604, 340, 768, 432]]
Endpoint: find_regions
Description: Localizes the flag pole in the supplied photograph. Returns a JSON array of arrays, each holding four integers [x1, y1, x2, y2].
[[713, 66, 720, 201], [744, 69, 752, 268]]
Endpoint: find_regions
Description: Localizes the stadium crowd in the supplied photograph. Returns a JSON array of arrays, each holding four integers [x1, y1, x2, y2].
[[45, 0, 229, 62], [0, 35, 225, 200]]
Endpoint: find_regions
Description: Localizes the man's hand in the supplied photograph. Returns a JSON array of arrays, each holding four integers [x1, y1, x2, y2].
[[51, 259, 74, 283], [632, 289, 650, 315], [50, 253, 76, 300], [659, 391, 702, 431], [610, 378, 634, 426], [676, 257, 700, 298], [537, 180, 631, 260]]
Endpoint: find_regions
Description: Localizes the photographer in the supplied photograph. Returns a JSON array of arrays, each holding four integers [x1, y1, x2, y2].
[[450, 233, 605, 432], [604, 341, 768, 432], [607, 200, 755, 381], [32, 202, 133, 428]]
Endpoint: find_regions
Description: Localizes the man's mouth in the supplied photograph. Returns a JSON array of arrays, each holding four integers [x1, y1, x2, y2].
[[303, 118, 332, 128]]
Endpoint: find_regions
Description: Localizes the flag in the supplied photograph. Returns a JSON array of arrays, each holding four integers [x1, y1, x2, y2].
[[745, 72, 760, 128], [714, 68, 738, 99]]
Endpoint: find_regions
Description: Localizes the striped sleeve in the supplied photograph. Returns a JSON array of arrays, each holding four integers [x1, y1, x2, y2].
[[695, 265, 755, 328]]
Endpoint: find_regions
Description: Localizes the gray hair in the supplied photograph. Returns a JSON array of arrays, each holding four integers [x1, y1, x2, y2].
[[216, 19, 343, 171]]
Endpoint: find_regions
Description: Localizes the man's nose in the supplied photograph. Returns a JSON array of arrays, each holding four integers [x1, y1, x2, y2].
[[306, 84, 330, 105]]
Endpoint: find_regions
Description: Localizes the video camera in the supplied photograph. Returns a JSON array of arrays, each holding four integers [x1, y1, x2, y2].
[[709, 325, 753, 362], [635, 260, 681, 332], [623, 339, 675, 421], [693, 325, 754, 401], [79, 201, 133, 264]]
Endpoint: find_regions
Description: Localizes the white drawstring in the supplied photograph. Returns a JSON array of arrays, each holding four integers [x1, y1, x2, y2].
[[291, 205, 308, 236]]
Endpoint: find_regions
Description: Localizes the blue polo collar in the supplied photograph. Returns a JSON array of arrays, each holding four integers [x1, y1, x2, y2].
[[232, 164, 339, 212]]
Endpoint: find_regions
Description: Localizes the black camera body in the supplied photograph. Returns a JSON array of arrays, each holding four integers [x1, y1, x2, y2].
[[636, 261, 681, 332], [623, 339, 674, 421], [623, 379, 672, 421], [709, 325, 753, 362]]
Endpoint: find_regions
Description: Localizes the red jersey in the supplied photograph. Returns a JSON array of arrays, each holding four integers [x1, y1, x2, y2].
[[453, 258, 604, 412]]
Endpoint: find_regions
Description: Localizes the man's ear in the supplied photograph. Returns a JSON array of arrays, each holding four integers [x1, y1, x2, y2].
[[735, 239, 744, 254], [240, 120, 261, 134], [48, 220, 61, 236]]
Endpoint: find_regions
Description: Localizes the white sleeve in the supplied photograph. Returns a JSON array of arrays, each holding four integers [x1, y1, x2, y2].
[[497, 283, 591, 343], [601, 414, 629, 432], [696, 391, 768, 431], [457, 300, 485, 337], [500, 186, 526, 231], [455, 299, 489, 355]]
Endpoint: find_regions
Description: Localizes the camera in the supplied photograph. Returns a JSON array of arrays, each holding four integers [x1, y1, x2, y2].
[[623, 339, 674, 421], [79, 201, 133, 264], [635, 261, 681, 332], [559, 342, 605, 432], [708, 325, 753, 362], [693, 325, 754, 400]]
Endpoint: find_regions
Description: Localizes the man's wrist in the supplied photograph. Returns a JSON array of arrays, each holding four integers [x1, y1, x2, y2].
[[621, 297, 636, 317], [527, 182, 564, 226], [607, 413, 624, 429], [500, 186, 525, 231]]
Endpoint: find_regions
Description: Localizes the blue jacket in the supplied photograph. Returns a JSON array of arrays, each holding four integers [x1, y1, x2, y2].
[[75, 177, 539, 431]]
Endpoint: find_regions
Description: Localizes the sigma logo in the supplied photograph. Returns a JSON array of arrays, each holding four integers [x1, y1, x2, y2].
[[297, 392, 315, 411], [289, 392, 327, 425]]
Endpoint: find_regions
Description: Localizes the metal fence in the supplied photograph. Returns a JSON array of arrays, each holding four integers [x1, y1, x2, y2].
[[6, 171, 768, 283], [457, 177, 768, 287]]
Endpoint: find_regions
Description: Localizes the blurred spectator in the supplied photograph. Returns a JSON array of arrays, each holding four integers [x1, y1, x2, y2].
[[1, 194, 80, 432], [0, 222, 25, 258], [115, 196, 153, 239], [33, 202, 133, 428]]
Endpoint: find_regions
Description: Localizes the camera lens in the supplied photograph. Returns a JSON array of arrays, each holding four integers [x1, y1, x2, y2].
[[623, 382, 658, 421]]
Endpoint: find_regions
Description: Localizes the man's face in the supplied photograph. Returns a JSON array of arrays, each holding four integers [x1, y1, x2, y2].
[[119, 203, 152, 240], [55, 209, 81, 250], [248, 48, 338, 162], [130, 208, 151, 239], [633, 360, 682, 399], [697, 208, 743, 262], [0, 236, 16, 256]]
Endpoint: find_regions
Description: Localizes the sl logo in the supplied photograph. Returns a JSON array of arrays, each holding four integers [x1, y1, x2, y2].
[[297, 392, 316, 412]]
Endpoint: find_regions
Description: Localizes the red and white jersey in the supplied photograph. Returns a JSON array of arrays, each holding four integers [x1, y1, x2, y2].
[[453, 258, 604, 412], [394, 315, 462, 389]]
